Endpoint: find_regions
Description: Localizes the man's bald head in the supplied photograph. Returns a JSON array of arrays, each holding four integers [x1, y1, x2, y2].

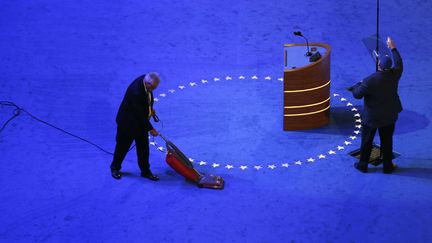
[[144, 72, 160, 91]]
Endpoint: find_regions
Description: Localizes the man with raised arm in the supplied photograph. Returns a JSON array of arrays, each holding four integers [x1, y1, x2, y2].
[[348, 37, 403, 174]]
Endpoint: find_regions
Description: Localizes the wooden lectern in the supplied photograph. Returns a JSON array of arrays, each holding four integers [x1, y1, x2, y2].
[[283, 43, 331, 130]]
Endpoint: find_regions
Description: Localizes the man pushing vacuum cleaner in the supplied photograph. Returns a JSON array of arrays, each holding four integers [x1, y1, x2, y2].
[[110, 72, 224, 189]]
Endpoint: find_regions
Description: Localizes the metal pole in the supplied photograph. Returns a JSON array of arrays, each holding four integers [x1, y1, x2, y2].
[[376, 0, 380, 71]]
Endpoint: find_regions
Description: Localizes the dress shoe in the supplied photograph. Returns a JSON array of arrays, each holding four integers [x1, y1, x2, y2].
[[111, 169, 121, 180], [383, 163, 397, 174], [354, 162, 368, 173], [141, 172, 159, 181]]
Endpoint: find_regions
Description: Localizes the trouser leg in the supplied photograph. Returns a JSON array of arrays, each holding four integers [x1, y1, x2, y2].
[[378, 123, 395, 169], [135, 133, 150, 174], [110, 126, 134, 171], [359, 124, 377, 167]]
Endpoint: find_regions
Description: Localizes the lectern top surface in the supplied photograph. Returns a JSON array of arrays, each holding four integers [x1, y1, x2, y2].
[[283, 45, 327, 71]]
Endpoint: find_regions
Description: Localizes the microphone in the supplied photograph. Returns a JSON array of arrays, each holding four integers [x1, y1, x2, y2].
[[293, 31, 312, 56]]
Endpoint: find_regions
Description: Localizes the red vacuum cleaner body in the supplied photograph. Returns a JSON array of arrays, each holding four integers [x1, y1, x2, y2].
[[161, 135, 224, 189]]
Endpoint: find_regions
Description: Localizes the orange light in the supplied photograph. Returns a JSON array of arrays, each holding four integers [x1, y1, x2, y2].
[[284, 106, 330, 117], [284, 80, 330, 93], [284, 97, 330, 109]]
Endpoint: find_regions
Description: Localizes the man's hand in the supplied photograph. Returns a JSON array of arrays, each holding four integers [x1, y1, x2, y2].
[[387, 37, 396, 50], [347, 81, 362, 91], [150, 129, 159, 137]]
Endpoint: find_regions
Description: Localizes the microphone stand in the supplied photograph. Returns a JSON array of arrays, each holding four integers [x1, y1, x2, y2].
[[294, 32, 312, 56], [300, 35, 312, 57]]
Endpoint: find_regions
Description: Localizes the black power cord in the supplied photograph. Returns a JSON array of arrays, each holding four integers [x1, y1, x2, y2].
[[0, 101, 164, 155], [0, 102, 21, 134]]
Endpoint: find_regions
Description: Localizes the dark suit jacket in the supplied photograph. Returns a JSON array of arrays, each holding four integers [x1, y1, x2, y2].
[[350, 48, 403, 128], [116, 74, 154, 135]]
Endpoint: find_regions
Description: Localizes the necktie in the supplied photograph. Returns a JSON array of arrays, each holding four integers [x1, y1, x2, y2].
[[147, 92, 152, 118]]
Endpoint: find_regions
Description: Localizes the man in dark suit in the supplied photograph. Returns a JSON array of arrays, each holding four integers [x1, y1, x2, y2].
[[348, 37, 403, 174], [110, 73, 160, 181]]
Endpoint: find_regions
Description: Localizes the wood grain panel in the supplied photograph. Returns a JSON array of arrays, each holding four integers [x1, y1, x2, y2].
[[283, 109, 330, 130], [283, 85, 330, 106], [283, 101, 329, 114]]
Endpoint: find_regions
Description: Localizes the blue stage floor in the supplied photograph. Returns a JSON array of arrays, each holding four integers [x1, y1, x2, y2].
[[1, 0, 432, 242]]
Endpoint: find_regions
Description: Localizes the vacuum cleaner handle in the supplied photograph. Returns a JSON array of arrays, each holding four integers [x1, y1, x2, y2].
[[159, 134, 168, 143]]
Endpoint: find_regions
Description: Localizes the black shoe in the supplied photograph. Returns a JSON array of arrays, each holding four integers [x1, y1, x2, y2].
[[354, 162, 368, 173], [383, 163, 397, 174], [111, 169, 121, 180], [141, 172, 159, 181]]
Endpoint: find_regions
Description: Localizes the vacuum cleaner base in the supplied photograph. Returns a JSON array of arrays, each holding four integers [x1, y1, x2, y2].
[[161, 135, 224, 190], [198, 174, 224, 189]]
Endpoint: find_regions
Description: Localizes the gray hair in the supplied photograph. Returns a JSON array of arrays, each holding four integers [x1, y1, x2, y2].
[[144, 72, 161, 85]]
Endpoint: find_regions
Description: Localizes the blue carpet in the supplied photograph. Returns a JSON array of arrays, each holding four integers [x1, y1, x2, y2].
[[1, 0, 432, 242]]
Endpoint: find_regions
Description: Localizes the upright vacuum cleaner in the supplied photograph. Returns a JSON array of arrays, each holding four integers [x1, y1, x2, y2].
[[159, 134, 224, 189]]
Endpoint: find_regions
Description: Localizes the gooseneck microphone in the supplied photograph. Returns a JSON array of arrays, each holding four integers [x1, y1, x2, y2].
[[293, 31, 312, 56]]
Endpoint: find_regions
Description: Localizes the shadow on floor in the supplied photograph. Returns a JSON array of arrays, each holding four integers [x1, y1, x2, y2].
[[298, 107, 430, 135]]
